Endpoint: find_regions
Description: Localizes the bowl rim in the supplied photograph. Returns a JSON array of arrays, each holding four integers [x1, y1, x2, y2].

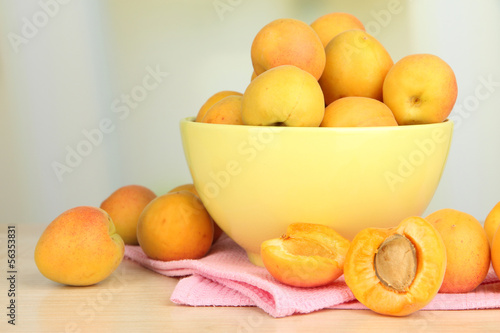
[[180, 117, 453, 132]]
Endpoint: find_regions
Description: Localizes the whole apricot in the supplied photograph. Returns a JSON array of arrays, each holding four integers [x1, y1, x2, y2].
[[310, 12, 365, 48], [492, 228, 500, 279], [383, 54, 458, 125], [168, 183, 199, 196], [201, 95, 243, 125], [261, 223, 350, 288], [137, 191, 214, 261], [241, 65, 325, 127], [168, 183, 223, 243], [344, 216, 446, 316], [425, 208, 490, 293], [484, 201, 500, 246], [195, 90, 242, 122], [35, 206, 125, 286], [319, 29, 393, 105], [100, 185, 156, 245], [320, 97, 398, 127], [251, 18, 326, 80]]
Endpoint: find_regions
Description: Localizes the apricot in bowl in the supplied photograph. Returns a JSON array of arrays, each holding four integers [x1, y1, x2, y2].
[[180, 117, 453, 266]]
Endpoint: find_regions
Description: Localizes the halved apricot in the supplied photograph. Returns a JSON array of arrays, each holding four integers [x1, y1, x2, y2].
[[343, 216, 446, 316], [260, 223, 350, 288]]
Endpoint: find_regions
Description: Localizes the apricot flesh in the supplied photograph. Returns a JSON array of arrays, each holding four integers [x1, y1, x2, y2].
[[261, 223, 350, 288], [344, 216, 446, 316]]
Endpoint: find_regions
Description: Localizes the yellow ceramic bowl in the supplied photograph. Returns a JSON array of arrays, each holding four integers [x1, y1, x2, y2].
[[180, 117, 453, 266]]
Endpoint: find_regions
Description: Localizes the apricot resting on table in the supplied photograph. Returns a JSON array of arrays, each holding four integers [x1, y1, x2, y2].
[[100, 184, 156, 245], [241, 65, 325, 127], [320, 96, 398, 127], [168, 183, 223, 243], [344, 216, 446, 316], [261, 223, 350, 288], [137, 191, 214, 261], [484, 201, 500, 246], [34, 206, 125, 286], [251, 18, 326, 80], [195, 90, 242, 122], [425, 208, 490, 293], [319, 29, 393, 106], [492, 228, 500, 280]]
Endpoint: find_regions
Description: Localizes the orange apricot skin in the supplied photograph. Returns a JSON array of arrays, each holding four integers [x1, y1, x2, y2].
[[492, 229, 500, 280], [344, 216, 446, 316], [425, 208, 490, 293], [168, 183, 223, 243], [484, 201, 500, 246]]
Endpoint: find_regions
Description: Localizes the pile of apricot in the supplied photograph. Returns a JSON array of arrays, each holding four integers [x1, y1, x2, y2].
[[195, 12, 457, 129], [101, 183, 223, 262], [260, 203, 500, 317]]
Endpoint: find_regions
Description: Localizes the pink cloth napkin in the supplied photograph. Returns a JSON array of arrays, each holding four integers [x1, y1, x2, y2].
[[124, 234, 500, 318]]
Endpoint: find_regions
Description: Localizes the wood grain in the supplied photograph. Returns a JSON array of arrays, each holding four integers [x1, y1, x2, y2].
[[1, 223, 499, 332]]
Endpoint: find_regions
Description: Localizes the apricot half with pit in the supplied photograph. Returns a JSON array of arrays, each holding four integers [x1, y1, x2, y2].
[[344, 216, 446, 316], [261, 223, 350, 288]]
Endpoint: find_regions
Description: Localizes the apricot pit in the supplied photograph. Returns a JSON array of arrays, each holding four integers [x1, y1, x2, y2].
[[374, 234, 417, 292]]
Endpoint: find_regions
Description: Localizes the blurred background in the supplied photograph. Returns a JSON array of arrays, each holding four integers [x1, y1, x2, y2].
[[1, 0, 499, 225]]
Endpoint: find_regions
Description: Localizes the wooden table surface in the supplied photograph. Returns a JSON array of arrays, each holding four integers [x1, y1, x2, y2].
[[2, 223, 499, 333]]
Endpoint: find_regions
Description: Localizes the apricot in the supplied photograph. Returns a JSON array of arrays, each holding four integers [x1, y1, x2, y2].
[[100, 185, 156, 245], [484, 201, 500, 246], [251, 71, 257, 81], [168, 183, 223, 243], [319, 29, 393, 106], [344, 216, 446, 316], [425, 208, 490, 293], [251, 18, 326, 80], [261, 223, 350, 288], [137, 191, 214, 261], [195, 90, 242, 122], [492, 228, 500, 280], [320, 96, 398, 127], [241, 65, 325, 127], [201, 95, 244, 125], [382, 54, 457, 125], [34, 206, 125, 286], [169, 183, 199, 196], [310, 12, 365, 48]]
